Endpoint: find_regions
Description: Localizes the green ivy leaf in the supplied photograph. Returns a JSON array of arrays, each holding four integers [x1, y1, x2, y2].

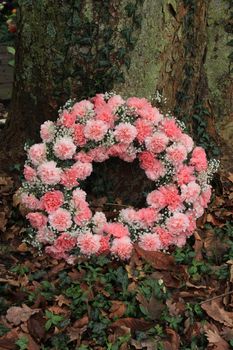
[[7, 46, 15, 55]]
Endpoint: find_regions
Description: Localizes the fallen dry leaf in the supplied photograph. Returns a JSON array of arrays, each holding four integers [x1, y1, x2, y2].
[[6, 304, 39, 326], [55, 294, 71, 307], [204, 231, 229, 258], [0, 328, 18, 350], [194, 231, 204, 261], [109, 301, 126, 319], [227, 173, 233, 183], [227, 260, 233, 283], [110, 317, 154, 331], [136, 293, 165, 320], [163, 327, 180, 350], [67, 315, 89, 342], [221, 327, 233, 341], [131, 338, 158, 349], [166, 299, 185, 317], [0, 278, 20, 287], [204, 323, 230, 350], [134, 245, 176, 271], [201, 300, 233, 328], [0, 212, 7, 232], [151, 266, 188, 288], [27, 312, 46, 342]]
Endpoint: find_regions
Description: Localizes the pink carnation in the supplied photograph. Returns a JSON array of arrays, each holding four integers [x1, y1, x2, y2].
[[72, 100, 93, 117], [179, 134, 194, 153], [28, 143, 46, 165], [92, 94, 106, 108], [119, 150, 137, 163], [127, 97, 151, 110], [103, 222, 129, 238], [72, 188, 87, 206], [181, 181, 201, 204], [176, 165, 195, 185], [53, 137, 76, 160], [166, 144, 187, 166], [41, 190, 64, 213], [114, 123, 137, 144], [147, 190, 166, 210], [72, 161, 92, 180], [139, 151, 157, 171], [172, 234, 187, 248], [88, 147, 109, 162], [45, 245, 68, 260], [23, 165, 37, 182], [138, 106, 162, 124], [40, 121, 55, 142], [110, 237, 132, 260], [21, 193, 40, 210], [107, 143, 128, 157], [141, 155, 165, 181], [136, 208, 159, 227], [95, 105, 115, 127], [190, 147, 208, 171], [119, 208, 137, 224], [199, 186, 212, 208], [26, 212, 47, 229], [160, 185, 182, 211], [92, 212, 107, 233], [72, 124, 86, 146], [84, 120, 108, 141], [60, 110, 76, 128], [186, 212, 197, 233], [139, 233, 161, 251], [60, 168, 79, 188], [74, 151, 93, 163], [74, 202, 92, 226], [53, 232, 76, 251], [145, 132, 169, 153], [37, 161, 62, 185], [36, 228, 56, 244], [134, 119, 153, 143], [49, 208, 72, 231], [77, 232, 101, 256], [154, 227, 173, 248], [98, 235, 110, 254], [192, 202, 205, 218], [107, 95, 125, 110], [161, 118, 182, 140], [166, 213, 189, 235]]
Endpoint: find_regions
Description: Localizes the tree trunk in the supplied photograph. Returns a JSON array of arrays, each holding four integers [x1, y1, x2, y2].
[[1, 0, 232, 171]]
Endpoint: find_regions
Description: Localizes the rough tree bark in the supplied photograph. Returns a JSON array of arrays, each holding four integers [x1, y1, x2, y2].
[[1, 0, 232, 171]]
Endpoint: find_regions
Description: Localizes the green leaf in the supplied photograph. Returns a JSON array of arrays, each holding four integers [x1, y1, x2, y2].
[[227, 39, 233, 46], [228, 51, 233, 61], [45, 319, 53, 331], [125, 3, 136, 17], [8, 59, 15, 67], [15, 336, 28, 350], [7, 46, 15, 55]]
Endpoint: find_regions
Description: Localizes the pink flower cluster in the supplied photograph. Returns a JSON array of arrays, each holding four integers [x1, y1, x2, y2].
[[20, 92, 216, 262]]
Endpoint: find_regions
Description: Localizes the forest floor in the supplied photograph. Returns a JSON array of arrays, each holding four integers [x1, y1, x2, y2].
[[0, 165, 233, 350]]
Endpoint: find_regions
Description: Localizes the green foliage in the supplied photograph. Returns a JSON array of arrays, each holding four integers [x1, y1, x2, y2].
[[15, 336, 29, 350], [45, 310, 65, 331], [0, 323, 10, 337], [173, 245, 195, 264], [11, 264, 29, 276]]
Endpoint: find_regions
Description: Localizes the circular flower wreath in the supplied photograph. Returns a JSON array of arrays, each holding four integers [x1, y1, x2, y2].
[[20, 92, 218, 262]]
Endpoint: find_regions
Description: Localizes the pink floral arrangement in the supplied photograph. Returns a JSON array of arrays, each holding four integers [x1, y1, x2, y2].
[[20, 92, 218, 262]]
